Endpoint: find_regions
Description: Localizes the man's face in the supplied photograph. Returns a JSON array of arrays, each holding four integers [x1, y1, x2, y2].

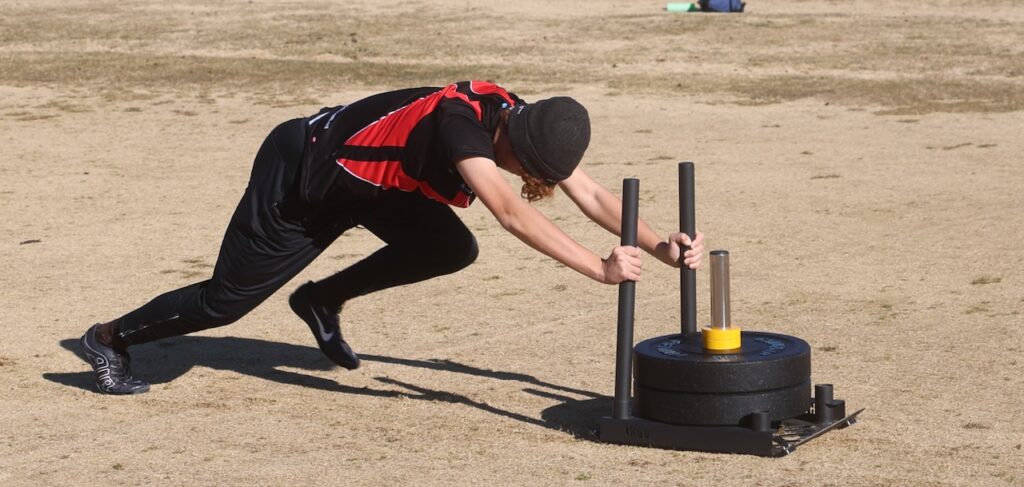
[[494, 126, 528, 177]]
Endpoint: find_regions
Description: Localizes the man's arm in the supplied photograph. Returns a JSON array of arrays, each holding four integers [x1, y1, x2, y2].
[[455, 157, 642, 284], [559, 167, 704, 269]]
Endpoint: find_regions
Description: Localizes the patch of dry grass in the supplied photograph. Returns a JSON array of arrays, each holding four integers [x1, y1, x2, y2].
[[2, 1, 1021, 113]]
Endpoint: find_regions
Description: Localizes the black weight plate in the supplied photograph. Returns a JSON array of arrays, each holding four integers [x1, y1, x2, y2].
[[634, 379, 811, 426], [634, 332, 811, 393]]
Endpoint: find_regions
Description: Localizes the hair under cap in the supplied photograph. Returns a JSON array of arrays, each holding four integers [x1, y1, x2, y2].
[[507, 97, 591, 185]]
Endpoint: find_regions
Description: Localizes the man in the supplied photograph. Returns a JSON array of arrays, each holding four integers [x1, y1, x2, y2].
[[80, 80, 705, 394]]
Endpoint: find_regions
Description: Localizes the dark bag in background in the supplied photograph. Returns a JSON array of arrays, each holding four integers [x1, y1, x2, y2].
[[701, 0, 745, 12]]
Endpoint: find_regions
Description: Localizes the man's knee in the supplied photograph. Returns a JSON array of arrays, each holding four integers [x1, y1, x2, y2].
[[190, 281, 263, 329], [201, 295, 259, 328], [202, 310, 246, 328], [454, 234, 479, 270], [429, 231, 478, 275]]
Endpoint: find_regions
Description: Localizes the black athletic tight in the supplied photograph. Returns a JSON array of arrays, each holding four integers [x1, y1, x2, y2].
[[114, 118, 478, 346]]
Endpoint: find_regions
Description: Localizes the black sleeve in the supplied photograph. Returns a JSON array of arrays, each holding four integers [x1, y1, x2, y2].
[[436, 98, 495, 166]]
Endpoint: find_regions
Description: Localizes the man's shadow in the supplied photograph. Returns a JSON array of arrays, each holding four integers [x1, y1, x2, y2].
[[45, 336, 610, 439]]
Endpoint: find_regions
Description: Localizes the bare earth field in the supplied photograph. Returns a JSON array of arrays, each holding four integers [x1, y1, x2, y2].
[[1, 0, 1022, 485]]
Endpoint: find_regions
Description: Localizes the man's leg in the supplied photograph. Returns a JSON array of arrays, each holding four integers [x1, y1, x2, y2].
[[81, 118, 348, 394], [289, 191, 478, 368], [308, 190, 478, 308]]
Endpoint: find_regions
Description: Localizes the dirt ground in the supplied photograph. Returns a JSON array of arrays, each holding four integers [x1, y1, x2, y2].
[[1, 0, 1022, 485]]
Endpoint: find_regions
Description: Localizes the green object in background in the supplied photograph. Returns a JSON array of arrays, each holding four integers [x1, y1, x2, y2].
[[665, 2, 701, 12]]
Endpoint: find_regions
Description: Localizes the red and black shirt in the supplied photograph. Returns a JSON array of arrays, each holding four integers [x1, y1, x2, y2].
[[299, 81, 522, 208]]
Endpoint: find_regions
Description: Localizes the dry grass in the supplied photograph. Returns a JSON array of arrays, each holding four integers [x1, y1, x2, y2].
[[2, 1, 1022, 113]]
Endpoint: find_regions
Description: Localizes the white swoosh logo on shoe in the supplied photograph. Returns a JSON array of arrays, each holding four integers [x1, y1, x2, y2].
[[312, 314, 335, 342]]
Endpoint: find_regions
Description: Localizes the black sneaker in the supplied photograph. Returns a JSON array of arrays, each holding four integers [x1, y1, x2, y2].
[[289, 282, 360, 370], [80, 324, 150, 395]]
